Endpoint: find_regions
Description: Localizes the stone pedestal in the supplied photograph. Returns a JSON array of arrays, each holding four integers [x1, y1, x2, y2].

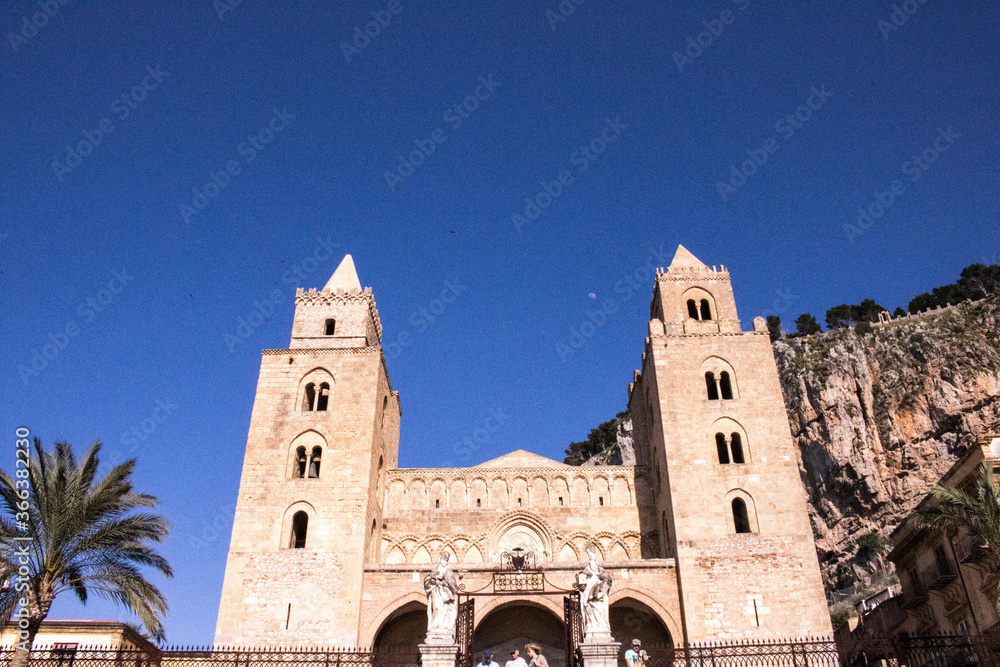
[[578, 641, 621, 667], [418, 643, 460, 667]]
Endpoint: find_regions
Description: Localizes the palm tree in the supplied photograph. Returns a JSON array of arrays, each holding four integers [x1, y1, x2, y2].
[[0, 438, 172, 667], [917, 461, 1000, 605]]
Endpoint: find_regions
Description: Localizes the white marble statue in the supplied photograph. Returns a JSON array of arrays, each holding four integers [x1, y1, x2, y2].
[[577, 544, 613, 641], [423, 550, 459, 644]]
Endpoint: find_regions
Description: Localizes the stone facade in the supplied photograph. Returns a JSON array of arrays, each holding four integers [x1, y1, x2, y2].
[[215, 248, 831, 653]]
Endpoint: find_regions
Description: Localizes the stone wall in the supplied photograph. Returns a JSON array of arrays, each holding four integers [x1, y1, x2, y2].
[[380, 466, 660, 565]]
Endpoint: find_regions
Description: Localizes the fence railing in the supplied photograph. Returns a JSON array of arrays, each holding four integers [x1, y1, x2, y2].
[[6, 635, 1000, 667], [954, 533, 991, 564], [0, 648, 419, 667]]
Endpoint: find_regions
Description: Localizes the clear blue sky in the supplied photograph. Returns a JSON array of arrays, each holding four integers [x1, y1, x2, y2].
[[1, 0, 997, 647]]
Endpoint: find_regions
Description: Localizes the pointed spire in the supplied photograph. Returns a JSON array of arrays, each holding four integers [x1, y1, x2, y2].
[[668, 245, 707, 270], [324, 254, 362, 293]]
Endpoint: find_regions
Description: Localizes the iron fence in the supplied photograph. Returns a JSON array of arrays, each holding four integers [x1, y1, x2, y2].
[[641, 632, 1000, 666], [0, 648, 419, 667], [7, 635, 1000, 667]]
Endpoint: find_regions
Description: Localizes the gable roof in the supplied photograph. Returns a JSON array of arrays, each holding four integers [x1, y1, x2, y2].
[[474, 449, 569, 468]]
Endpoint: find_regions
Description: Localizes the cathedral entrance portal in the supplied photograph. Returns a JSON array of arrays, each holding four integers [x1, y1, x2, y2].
[[473, 602, 567, 667]]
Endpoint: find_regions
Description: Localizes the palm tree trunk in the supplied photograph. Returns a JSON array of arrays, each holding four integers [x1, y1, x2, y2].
[[9, 617, 43, 667], [10, 588, 54, 667]]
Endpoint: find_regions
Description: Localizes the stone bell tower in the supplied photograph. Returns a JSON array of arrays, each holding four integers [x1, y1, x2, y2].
[[215, 255, 400, 647], [628, 245, 830, 641]]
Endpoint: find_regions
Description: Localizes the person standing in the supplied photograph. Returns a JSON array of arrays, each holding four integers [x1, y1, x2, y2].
[[525, 644, 548, 667], [625, 639, 642, 667], [506, 647, 528, 667], [478, 649, 499, 667]]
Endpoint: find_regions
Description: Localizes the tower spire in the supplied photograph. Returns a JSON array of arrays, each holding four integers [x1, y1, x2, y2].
[[324, 254, 362, 292], [668, 245, 707, 270]]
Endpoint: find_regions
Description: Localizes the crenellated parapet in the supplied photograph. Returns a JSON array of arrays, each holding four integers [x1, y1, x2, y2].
[[656, 264, 731, 281], [294, 286, 383, 343]]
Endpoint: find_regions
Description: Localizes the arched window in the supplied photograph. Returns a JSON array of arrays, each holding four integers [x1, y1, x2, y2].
[[290, 511, 308, 548], [316, 382, 330, 411], [303, 383, 316, 411], [730, 433, 745, 464], [294, 446, 307, 478], [369, 519, 377, 560], [325, 319, 336, 335], [700, 299, 712, 320], [715, 433, 730, 464], [732, 498, 751, 534], [308, 446, 322, 478], [719, 372, 733, 400], [705, 372, 719, 400], [376, 456, 384, 497], [687, 299, 699, 319], [381, 396, 388, 428]]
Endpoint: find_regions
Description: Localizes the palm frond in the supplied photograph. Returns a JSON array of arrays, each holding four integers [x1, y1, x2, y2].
[[0, 438, 172, 643]]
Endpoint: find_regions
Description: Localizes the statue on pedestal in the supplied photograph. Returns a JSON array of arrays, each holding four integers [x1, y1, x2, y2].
[[576, 544, 613, 641], [424, 551, 459, 644]]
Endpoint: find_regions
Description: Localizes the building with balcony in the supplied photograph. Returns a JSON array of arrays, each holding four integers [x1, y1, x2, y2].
[[887, 433, 1000, 636]]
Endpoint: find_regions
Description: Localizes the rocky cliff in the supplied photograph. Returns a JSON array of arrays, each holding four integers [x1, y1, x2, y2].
[[581, 296, 1000, 593], [774, 296, 1000, 590], [581, 417, 635, 466]]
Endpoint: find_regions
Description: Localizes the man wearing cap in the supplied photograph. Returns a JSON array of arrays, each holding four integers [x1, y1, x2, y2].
[[625, 639, 642, 667], [478, 650, 499, 667], [506, 647, 527, 667]]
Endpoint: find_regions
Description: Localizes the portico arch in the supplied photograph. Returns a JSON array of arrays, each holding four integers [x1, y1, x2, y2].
[[609, 586, 681, 648], [370, 596, 427, 652], [473, 600, 566, 667]]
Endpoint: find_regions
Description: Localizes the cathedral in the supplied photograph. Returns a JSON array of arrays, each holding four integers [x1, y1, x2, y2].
[[214, 246, 832, 658]]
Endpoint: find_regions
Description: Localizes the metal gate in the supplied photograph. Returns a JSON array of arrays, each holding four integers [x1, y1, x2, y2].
[[457, 597, 475, 667], [564, 592, 582, 667]]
